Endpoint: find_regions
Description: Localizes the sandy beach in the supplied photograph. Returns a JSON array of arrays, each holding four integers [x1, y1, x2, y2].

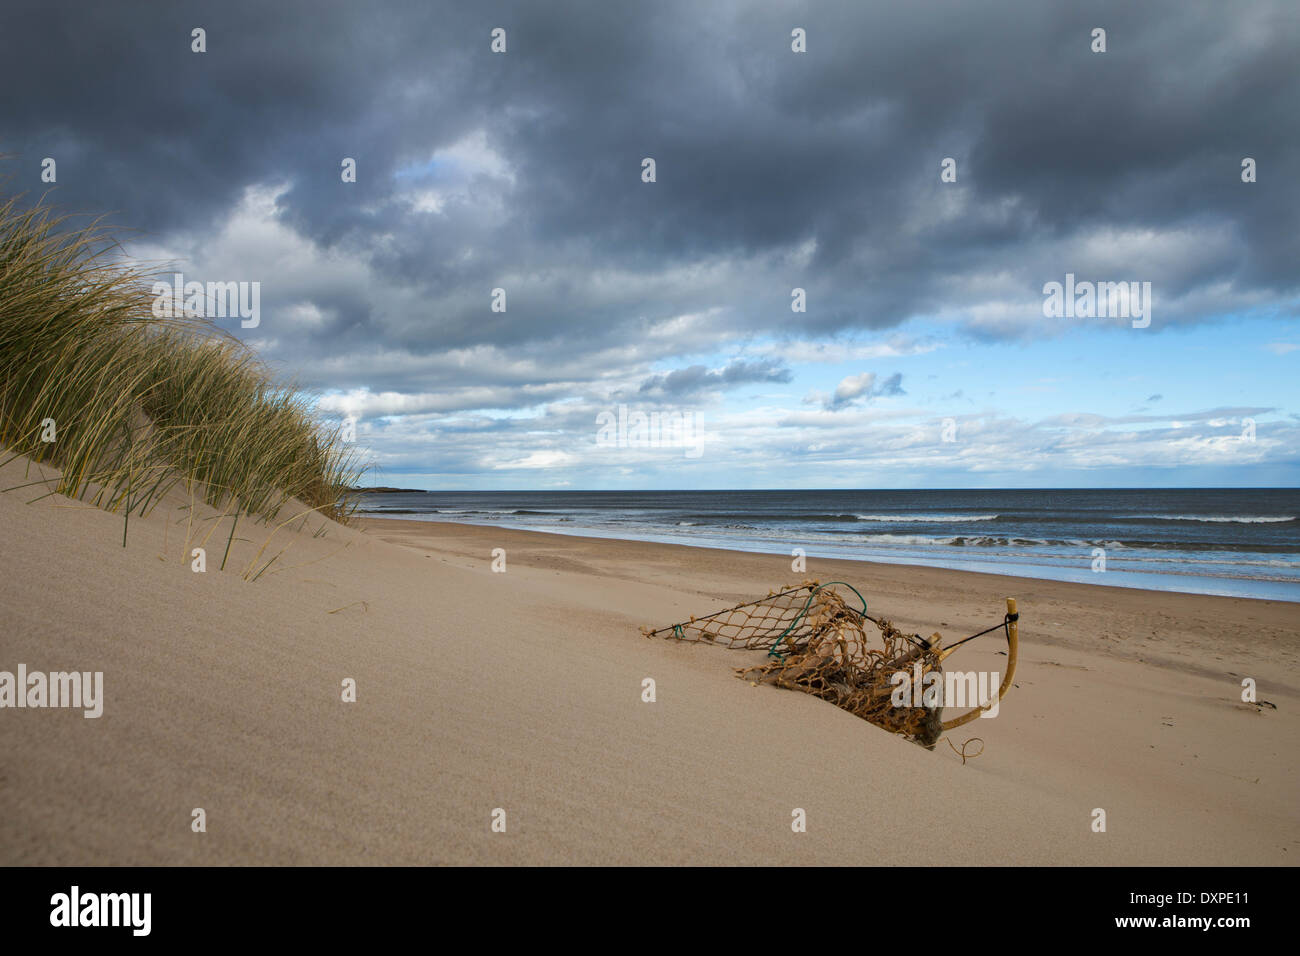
[[1, 451, 1296, 866]]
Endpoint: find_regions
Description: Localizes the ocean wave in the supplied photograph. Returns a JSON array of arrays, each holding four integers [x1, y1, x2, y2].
[[853, 513, 999, 523], [1129, 514, 1296, 524], [858, 534, 1137, 549], [669, 511, 1002, 525], [859, 533, 1023, 547]]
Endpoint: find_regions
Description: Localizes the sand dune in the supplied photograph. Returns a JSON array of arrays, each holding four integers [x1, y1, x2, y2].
[[2, 453, 1296, 864]]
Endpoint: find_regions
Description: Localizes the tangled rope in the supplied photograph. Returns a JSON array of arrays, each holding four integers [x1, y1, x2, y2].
[[947, 737, 985, 764], [643, 580, 947, 749]]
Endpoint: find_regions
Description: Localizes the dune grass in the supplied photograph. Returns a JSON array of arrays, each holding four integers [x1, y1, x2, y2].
[[0, 191, 365, 534]]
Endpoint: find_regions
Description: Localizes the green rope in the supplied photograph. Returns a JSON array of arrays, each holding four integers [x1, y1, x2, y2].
[[767, 581, 868, 660]]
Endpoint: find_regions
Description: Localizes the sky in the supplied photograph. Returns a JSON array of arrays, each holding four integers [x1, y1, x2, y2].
[[3, 0, 1298, 489]]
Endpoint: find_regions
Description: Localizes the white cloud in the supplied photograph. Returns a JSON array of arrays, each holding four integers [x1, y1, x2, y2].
[[834, 372, 877, 404], [491, 450, 576, 470]]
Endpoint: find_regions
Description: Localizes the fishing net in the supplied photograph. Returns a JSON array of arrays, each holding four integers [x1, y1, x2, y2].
[[642, 580, 947, 749]]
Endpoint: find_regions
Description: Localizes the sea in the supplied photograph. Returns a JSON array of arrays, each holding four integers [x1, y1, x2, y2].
[[356, 488, 1300, 602]]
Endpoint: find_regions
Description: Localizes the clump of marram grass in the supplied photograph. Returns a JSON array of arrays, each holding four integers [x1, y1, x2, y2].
[[0, 191, 365, 536]]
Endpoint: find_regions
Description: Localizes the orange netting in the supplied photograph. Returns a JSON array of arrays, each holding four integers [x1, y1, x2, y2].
[[642, 580, 945, 749]]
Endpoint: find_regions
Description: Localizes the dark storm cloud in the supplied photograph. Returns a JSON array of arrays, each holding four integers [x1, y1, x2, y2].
[[3, 0, 1297, 398]]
